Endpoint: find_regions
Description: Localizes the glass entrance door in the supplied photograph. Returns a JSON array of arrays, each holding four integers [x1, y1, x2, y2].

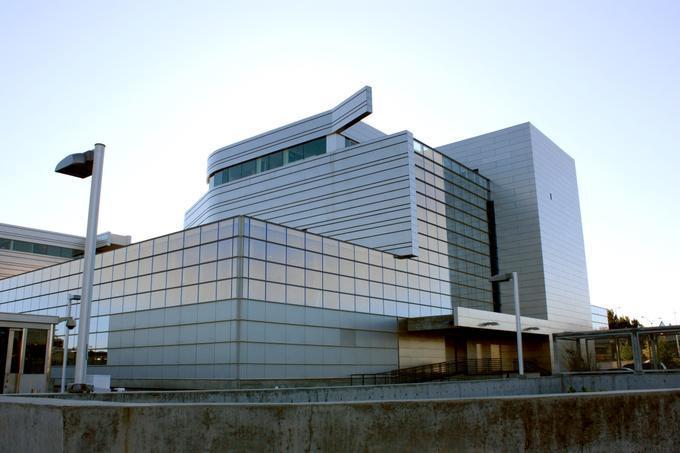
[[3, 328, 24, 394]]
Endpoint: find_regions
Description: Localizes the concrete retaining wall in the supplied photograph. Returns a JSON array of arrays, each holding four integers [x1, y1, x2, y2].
[[1, 389, 678, 452], [28, 372, 680, 405]]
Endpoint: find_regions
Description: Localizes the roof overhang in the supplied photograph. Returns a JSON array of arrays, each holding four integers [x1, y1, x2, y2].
[[0, 312, 60, 329]]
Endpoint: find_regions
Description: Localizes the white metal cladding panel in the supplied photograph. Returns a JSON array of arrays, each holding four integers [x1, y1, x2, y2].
[[529, 126, 591, 329], [186, 132, 418, 256], [238, 299, 399, 379], [206, 87, 372, 177], [438, 123, 549, 320]]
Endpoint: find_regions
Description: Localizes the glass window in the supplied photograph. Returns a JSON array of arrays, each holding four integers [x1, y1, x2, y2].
[[112, 280, 125, 297], [218, 219, 235, 239], [287, 267, 304, 286], [267, 262, 285, 283], [248, 259, 265, 280], [306, 288, 322, 307], [124, 277, 138, 295], [182, 266, 199, 286], [200, 243, 217, 263], [125, 261, 138, 278], [287, 285, 305, 305], [168, 232, 184, 251], [248, 239, 267, 260], [112, 264, 126, 281], [267, 243, 286, 264], [151, 272, 166, 291], [303, 137, 326, 158], [286, 229, 305, 248], [167, 250, 183, 269], [150, 290, 165, 309], [266, 224, 286, 244], [216, 279, 232, 300], [199, 262, 217, 283], [138, 257, 152, 275], [153, 236, 168, 255], [198, 282, 216, 302], [139, 240, 153, 259], [356, 279, 369, 297], [306, 234, 322, 253], [181, 285, 197, 305], [167, 269, 182, 287], [356, 296, 369, 313], [287, 247, 304, 267], [183, 246, 200, 266], [305, 269, 322, 289], [166, 288, 180, 306], [266, 282, 285, 303], [217, 239, 233, 260], [339, 293, 354, 311], [152, 254, 167, 273], [355, 262, 368, 279], [323, 291, 339, 309], [13, 240, 32, 253], [287, 144, 304, 163], [323, 255, 339, 274], [241, 160, 256, 178], [339, 242, 353, 260], [248, 279, 265, 300], [306, 251, 322, 270], [200, 223, 218, 244], [323, 273, 339, 292], [339, 276, 354, 294], [355, 247, 368, 263], [264, 151, 283, 171], [228, 164, 242, 181], [132, 275, 149, 293], [217, 259, 233, 280], [339, 259, 354, 277], [184, 228, 201, 248], [23, 329, 48, 374], [249, 219, 267, 240]]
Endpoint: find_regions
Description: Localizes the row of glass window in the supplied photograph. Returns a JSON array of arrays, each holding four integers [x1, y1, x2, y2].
[[413, 139, 489, 189], [209, 137, 327, 188], [0, 237, 82, 258], [417, 180, 487, 221], [414, 152, 489, 199], [417, 191, 488, 232], [415, 165, 488, 210]]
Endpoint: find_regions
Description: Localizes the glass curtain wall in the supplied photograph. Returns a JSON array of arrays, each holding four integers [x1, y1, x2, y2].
[[413, 140, 493, 311]]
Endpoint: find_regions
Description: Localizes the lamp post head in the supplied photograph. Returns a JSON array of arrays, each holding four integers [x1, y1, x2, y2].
[[55, 150, 95, 178], [489, 273, 513, 283]]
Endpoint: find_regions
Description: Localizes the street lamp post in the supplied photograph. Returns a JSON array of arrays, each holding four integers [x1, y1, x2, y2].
[[490, 272, 524, 376], [55, 143, 106, 391]]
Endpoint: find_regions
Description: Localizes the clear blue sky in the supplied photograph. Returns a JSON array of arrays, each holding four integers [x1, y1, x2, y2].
[[1, 1, 678, 324]]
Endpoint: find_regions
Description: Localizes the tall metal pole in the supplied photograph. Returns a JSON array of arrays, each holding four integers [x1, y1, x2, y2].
[[512, 271, 524, 376], [60, 297, 72, 393], [73, 143, 105, 386]]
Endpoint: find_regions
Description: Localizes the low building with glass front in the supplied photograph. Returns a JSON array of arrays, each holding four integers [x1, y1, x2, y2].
[[0, 87, 594, 388]]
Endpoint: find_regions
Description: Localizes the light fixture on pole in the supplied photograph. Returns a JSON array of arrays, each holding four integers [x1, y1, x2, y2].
[[59, 294, 80, 392], [55, 143, 106, 392], [489, 272, 524, 376]]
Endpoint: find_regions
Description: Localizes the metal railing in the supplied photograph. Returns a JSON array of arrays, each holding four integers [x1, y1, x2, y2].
[[350, 358, 547, 386]]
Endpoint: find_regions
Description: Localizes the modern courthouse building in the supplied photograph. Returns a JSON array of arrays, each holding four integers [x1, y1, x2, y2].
[[0, 87, 594, 388]]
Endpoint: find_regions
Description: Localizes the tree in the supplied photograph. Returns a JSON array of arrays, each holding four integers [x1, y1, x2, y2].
[[607, 309, 643, 329]]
